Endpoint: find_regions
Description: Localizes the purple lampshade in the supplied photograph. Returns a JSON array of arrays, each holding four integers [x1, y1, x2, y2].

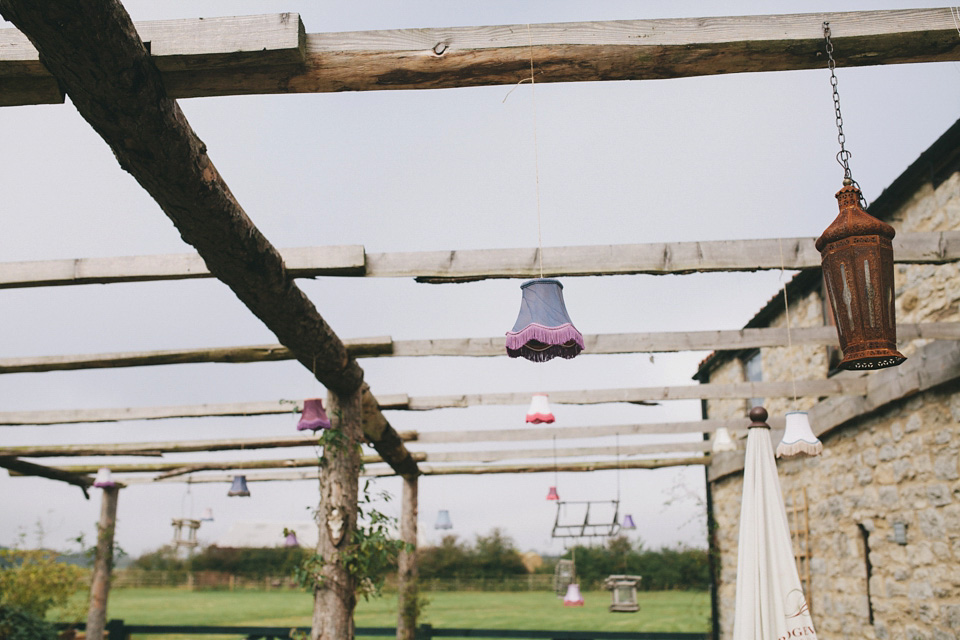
[[297, 398, 332, 432], [284, 531, 299, 547], [622, 514, 636, 530], [506, 279, 584, 362], [227, 475, 250, 497]]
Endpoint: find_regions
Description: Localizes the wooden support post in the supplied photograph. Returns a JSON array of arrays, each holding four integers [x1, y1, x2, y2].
[[312, 388, 363, 640], [397, 474, 419, 640], [87, 486, 119, 640]]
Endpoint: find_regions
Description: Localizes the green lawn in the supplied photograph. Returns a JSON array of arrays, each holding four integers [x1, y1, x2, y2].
[[53, 588, 710, 636]]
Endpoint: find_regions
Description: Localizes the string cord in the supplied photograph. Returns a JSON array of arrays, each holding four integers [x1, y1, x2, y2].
[[526, 24, 544, 279], [778, 237, 799, 405]]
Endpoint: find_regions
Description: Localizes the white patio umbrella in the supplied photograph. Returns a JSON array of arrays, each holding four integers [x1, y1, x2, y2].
[[732, 407, 818, 640]]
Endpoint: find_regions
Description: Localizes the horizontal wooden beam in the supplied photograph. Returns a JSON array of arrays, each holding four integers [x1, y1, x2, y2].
[[116, 456, 710, 483], [0, 378, 864, 426], [1, 232, 956, 289], [0, 417, 759, 458], [2, 9, 959, 106], [44, 441, 707, 475], [708, 340, 960, 482], [0, 395, 410, 426], [3, 323, 958, 373]]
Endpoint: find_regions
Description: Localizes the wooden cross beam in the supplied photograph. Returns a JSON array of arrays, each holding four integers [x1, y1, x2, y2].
[[0, 0, 418, 478], [2, 9, 959, 107], [1, 232, 957, 288], [0, 377, 865, 426], [0, 456, 93, 497], [1, 323, 957, 374]]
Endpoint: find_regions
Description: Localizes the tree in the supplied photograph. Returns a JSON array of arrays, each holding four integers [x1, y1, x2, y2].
[[0, 549, 86, 618]]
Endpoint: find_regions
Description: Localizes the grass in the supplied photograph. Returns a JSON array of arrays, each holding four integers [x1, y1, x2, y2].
[[52, 588, 710, 638]]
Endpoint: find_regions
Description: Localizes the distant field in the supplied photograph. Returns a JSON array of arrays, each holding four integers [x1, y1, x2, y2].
[[53, 588, 710, 637]]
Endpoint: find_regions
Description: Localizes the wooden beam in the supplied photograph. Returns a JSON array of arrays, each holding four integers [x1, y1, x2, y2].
[[0, 0, 418, 478], [0, 378, 863, 426], [0, 456, 92, 497], [86, 486, 119, 640], [45, 442, 703, 475], [397, 474, 418, 640], [2, 9, 959, 106], [1, 232, 957, 289], [116, 456, 709, 483], [3, 323, 958, 373], [708, 340, 960, 482]]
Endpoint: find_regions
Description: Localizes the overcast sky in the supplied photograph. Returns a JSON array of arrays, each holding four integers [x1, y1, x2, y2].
[[2, 1, 959, 559]]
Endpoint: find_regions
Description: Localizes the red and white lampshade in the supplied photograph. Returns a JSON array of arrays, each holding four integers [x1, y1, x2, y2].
[[712, 427, 737, 453], [776, 411, 823, 458], [563, 583, 585, 606], [297, 398, 332, 432], [92, 467, 116, 488], [525, 394, 555, 424]]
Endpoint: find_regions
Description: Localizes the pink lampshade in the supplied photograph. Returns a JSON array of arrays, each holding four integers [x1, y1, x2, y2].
[[92, 467, 116, 488], [546, 486, 560, 501], [297, 398, 332, 432], [526, 394, 555, 424]]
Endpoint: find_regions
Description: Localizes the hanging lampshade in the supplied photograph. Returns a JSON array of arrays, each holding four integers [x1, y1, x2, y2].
[[526, 393, 555, 424], [200, 508, 214, 522], [776, 411, 823, 458], [816, 181, 905, 370], [92, 467, 116, 488], [227, 475, 250, 497], [546, 486, 560, 501], [622, 514, 637, 530], [563, 582, 585, 606], [712, 427, 737, 453], [506, 279, 584, 362], [434, 509, 453, 530], [296, 398, 332, 432], [284, 531, 299, 547]]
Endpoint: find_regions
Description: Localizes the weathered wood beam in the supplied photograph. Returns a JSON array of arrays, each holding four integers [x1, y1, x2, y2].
[[0, 0, 418, 478], [2, 9, 959, 107], [3, 323, 958, 373], [708, 340, 960, 481], [1, 232, 957, 289], [0, 456, 92, 497], [0, 417, 772, 458], [45, 441, 704, 474], [116, 456, 710, 483], [86, 485, 119, 640], [397, 474, 418, 640], [0, 378, 863, 426]]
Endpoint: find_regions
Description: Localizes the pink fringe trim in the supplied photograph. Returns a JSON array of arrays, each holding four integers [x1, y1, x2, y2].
[[505, 323, 584, 350], [776, 440, 823, 458], [525, 413, 555, 424]]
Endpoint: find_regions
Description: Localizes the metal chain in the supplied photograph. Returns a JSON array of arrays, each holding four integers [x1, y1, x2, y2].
[[824, 22, 867, 207]]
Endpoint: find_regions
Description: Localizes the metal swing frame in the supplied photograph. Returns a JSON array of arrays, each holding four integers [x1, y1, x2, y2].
[[551, 499, 621, 539]]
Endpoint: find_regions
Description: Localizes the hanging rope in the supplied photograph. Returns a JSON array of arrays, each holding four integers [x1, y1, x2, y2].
[[778, 237, 800, 406], [553, 434, 559, 489], [526, 24, 545, 279]]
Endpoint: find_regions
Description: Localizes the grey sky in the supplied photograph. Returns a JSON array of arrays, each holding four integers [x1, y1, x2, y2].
[[2, 1, 959, 557]]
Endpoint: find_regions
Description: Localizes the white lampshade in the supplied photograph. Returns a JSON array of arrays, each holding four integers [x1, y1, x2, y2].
[[562, 582, 584, 606], [525, 393, 555, 424], [200, 508, 214, 522], [776, 411, 823, 458], [92, 467, 116, 488], [712, 427, 737, 453]]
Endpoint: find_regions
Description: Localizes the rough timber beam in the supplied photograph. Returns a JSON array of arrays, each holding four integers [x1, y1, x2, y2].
[[1, 232, 957, 289], [2, 323, 958, 373], [0, 456, 92, 497], [1, 9, 959, 107], [0, 378, 864, 426], [0, 0, 418, 477]]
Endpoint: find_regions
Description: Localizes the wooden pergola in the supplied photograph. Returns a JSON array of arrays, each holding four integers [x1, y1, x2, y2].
[[2, 3, 960, 640]]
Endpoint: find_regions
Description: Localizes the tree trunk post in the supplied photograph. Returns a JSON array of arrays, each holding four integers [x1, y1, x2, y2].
[[311, 388, 363, 640], [397, 473, 419, 640], [87, 485, 120, 640]]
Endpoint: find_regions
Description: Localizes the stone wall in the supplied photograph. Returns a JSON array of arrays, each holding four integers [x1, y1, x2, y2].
[[705, 165, 960, 640]]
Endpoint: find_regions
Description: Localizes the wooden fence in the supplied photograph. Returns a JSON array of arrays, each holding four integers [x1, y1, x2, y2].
[[57, 620, 709, 639]]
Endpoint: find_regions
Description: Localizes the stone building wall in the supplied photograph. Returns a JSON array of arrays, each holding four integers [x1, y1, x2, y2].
[[705, 153, 960, 640]]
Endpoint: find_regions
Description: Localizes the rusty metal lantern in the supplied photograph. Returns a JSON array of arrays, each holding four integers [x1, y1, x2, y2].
[[816, 181, 905, 370]]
